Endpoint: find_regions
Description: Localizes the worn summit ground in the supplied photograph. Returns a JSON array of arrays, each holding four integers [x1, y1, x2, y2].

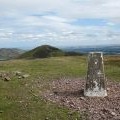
[[43, 78, 120, 120]]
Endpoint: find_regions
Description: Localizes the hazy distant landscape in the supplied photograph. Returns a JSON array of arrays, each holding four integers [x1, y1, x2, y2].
[[62, 45, 120, 55], [0, 48, 25, 60], [0, 45, 119, 60]]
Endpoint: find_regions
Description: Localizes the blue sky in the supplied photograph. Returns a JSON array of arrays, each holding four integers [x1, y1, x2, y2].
[[0, 0, 120, 48]]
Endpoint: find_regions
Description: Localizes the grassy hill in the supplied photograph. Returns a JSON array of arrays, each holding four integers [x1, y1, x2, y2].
[[19, 45, 82, 59], [0, 56, 120, 120], [19, 45, 65, 59], [0, 48, 25, 60]]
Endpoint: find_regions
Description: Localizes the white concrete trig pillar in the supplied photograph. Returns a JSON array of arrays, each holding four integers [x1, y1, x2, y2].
[[84, 52, 107, 97]]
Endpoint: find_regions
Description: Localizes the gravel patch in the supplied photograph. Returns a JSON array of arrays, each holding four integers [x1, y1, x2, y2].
[[43, 78, 120, 120]]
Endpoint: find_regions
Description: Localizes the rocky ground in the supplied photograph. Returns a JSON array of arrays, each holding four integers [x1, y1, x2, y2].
[[43, 78, 120, 120], [0, 71, 30, 81]]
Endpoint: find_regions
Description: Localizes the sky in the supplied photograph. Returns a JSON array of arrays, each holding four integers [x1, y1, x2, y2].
[[0, 0, 120, 48]]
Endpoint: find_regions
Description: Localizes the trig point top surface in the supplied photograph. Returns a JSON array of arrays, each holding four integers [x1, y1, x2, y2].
[[89, 52, 103, 56], [89, 52, 103, 54]]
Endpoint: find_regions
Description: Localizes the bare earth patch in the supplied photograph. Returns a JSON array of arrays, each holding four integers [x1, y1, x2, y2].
[[42, 78, 120, 120]]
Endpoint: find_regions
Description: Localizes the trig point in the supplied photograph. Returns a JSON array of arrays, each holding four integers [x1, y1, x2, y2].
[[84, 52, 107, 97]]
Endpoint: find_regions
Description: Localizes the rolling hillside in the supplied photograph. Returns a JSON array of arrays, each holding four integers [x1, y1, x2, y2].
[[0, 48, 25, 60], [19, 45, 82, 59]]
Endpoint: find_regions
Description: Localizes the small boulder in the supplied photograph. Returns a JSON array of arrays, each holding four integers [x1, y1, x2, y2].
[[45, 117, 49, 120], [18, 76, 22, 79], [22, 74, 30, 78], [15, 71, 22, 76], [107, 88, 110, 91], [4, 76, 11, 81], [80, 97, 86, 101], [110, 111, 117, 116]]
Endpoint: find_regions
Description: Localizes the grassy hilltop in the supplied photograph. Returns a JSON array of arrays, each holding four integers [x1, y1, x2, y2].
[[19, 45, 65, 59], [0, 52, 120, 119], [18, 45, 82, 59]]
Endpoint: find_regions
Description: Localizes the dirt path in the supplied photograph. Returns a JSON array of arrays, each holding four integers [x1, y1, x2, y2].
[[43, 78, 120, 120]]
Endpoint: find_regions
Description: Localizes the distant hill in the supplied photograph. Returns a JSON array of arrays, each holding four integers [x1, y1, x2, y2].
[[0, 48, 25, 60], [18, 45, 82, 59], [19, 45, 65, 59], [62, 45, 120, 55]]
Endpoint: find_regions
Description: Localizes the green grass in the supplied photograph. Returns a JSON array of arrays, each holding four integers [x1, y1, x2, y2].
[[104, 55, 120, 81], [0, 56, 120, 120]]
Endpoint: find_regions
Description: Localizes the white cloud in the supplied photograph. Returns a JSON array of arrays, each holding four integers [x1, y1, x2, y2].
[[1, 25, 119, 46], [0, 0, 120, 19], [1, 0, 120, 22], [0, 0, 120, 47]]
